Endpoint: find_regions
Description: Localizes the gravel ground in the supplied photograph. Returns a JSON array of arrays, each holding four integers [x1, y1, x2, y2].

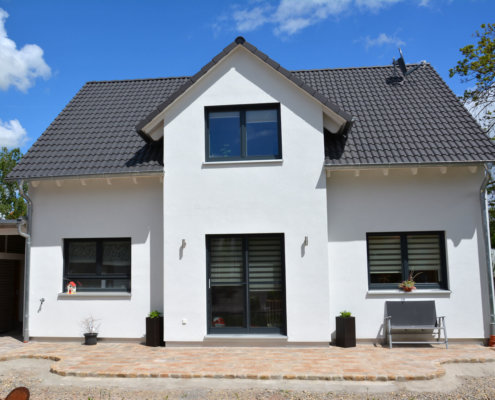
[[1, 359, 495, 400]]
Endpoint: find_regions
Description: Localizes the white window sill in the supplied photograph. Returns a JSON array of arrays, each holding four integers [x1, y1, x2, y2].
[[202, 159, 283, 167], [204, 334, 288, 339], [57, 292, 131, 300], [366, 289, 451, 296]]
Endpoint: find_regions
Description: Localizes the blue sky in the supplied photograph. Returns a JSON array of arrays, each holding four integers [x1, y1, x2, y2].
[[0, 0, 492, 153]]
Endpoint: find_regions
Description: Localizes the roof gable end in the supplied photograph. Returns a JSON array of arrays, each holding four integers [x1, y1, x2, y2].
[[136, 37, 353, 137]]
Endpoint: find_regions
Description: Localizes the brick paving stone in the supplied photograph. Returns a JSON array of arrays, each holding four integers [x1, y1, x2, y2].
[[0, 337, 495, 381]]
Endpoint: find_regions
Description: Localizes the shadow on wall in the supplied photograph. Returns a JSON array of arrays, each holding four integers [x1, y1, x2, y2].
[[30, 179, 160, 248], [325, 169, 478, 245]]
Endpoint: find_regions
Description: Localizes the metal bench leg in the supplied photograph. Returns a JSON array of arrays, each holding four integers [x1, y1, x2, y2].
[[386, 318, 392, 349], [442, 317, 448, 349]]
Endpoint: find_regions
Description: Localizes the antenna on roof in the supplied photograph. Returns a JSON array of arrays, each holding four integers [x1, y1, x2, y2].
[[388, 48, 427, 85]]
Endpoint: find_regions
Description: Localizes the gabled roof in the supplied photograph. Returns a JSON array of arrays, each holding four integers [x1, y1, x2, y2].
[[9, 77, 188, 180], [294, 65, 495, 166], [135, 36, 352, 135], [8, 40, 495, 181]]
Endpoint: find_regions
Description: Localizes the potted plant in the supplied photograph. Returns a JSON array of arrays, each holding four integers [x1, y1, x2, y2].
[[146, 310, 164, 347], [335, 310, 356, 348], [398, 272, 422, 292], [82, 316, 100, 345]]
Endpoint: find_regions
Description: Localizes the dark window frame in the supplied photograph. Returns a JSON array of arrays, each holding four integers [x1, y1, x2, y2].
[[63, 238, 131, 293], [205, 103, 282, 162], [206, 233, 287, 334], [366, 231, 448, 290]]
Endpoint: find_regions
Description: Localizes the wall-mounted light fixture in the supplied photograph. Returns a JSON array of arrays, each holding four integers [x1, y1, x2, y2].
[[181, 239, 186, 248], [304, 236, 309, 246]]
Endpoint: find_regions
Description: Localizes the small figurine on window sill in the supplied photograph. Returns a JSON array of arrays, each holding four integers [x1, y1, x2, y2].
[[398, 272, 421, 292], [67, 281, 77, 294]]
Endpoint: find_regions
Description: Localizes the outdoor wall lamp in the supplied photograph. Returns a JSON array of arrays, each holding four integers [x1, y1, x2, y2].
[[304, 236, 309, 246], [181, 239, 186, 248]]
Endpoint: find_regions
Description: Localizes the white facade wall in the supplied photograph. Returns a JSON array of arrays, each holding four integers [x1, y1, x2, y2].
[[24, 47, 492, 343], [28, 177, 163, 339], [162, 48, 331, 342], [327, 167, 490, 339]]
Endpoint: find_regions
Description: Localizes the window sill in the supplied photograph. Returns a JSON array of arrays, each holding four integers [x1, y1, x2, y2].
[[202, 159, 283, 167], [366, 289, 451, 297], [205, 334, 287, 339], [57, 292, 131, 300]]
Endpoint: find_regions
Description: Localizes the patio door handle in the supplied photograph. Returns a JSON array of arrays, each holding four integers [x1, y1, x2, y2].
[[208, 278, 211, 289]]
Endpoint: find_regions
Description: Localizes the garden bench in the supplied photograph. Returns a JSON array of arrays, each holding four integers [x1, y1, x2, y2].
[[385, 300, 448, 349]]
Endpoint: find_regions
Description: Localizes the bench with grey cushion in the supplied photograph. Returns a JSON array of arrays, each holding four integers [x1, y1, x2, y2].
[[385, 300, 448, 349]]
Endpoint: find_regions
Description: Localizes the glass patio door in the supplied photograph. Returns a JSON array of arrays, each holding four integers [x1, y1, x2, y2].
[[207, 234, 285, 334]]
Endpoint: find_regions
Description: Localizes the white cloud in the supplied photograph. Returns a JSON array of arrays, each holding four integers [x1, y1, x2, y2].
[[233, 6, 271, 32], [365, 33, 405, 48], [0, 119, 27, 148], [355, 0, 402, 10], [230, 0, 353, 36], [0, 8, 51, 92], [274, 0, 352, 35], [465, 89, 495, 137], [224, 0, 437, 36]]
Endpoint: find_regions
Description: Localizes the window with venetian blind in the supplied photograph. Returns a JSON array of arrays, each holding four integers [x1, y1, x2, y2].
[[366, 232, 447, 290], [63, 238, 131, 292], [207, 234, 286, 334]]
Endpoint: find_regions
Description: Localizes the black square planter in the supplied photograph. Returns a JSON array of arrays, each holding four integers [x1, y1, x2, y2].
[[146, 316, 164, 347], [335, 316, 356, 348]]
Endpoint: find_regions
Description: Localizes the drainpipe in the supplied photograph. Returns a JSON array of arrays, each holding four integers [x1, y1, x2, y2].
[[480, 165, 495, 346], [16, 179, 32, 343]]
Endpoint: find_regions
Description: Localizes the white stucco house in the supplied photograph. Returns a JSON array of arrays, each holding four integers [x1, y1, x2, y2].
[[8, 37, 495, 345]]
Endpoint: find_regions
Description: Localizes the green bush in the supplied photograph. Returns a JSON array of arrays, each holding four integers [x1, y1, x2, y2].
[[148, 310, 162, 319]]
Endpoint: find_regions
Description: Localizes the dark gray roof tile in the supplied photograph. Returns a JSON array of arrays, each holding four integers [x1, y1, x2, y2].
[[9, 55, 495, 181], [9, 77, 186, 180], [304, 65, 495, 166]]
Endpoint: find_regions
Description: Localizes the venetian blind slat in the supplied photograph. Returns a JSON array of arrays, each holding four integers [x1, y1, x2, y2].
[[407, 235, 442, 272], [210, 237, 243, 284], [368, 235, 402, 274], [248, 237, 282, 290]]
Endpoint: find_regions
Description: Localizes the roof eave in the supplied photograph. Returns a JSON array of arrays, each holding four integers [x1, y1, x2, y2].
[[324, 160, 493, 170], [5, 170, 164, 183]]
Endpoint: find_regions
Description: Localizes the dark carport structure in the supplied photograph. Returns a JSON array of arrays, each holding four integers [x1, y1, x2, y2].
[[0, 220, 26, 335]]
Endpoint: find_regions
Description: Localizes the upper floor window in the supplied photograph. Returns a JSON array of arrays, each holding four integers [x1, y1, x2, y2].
[[205, 104, 281, 161], [63, 238, 131, 292], [367, 231, 448, 290]]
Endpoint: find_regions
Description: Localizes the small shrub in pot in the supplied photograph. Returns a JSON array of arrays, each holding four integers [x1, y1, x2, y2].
[[82, 316, 100, 345], [336, 310, 356, 348], [146, 310, 164, 347]]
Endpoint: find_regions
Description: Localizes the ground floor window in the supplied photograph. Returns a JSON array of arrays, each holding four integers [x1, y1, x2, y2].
[[63, 238, 131, 292], [367, 231, 447, 290], [207, 234, 286, 334]]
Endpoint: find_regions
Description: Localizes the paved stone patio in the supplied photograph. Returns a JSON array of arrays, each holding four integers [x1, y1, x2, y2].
[[0, 336, 494, 381]]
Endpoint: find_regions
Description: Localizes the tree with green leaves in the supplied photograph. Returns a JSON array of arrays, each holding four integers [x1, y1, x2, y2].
[[0, 147, 27, 219], [450, 24, 495, 247], [449, 23, 495, 136]]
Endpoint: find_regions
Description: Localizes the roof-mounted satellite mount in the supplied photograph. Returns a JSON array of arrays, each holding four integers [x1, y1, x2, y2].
[[390, 48, 427, 85]]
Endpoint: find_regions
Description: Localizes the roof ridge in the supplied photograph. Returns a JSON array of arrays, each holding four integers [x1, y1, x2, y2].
[[86, 76, 189, 84], [83, 64, 433, 85], [292, 63, 430, 73]]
